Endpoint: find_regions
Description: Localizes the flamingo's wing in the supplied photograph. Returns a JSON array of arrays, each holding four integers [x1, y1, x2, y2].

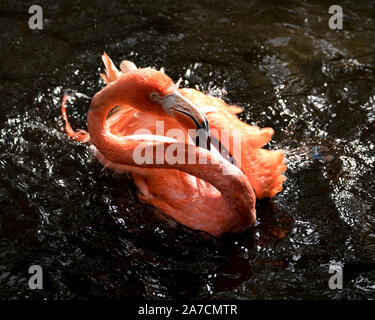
[[179, 88, 286, 199]]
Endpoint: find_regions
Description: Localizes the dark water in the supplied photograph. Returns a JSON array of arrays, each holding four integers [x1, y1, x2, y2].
[[1, 0, 375, 299]]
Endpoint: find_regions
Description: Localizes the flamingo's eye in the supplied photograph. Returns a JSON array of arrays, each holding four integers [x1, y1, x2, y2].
[[150, 92, 160, 102]]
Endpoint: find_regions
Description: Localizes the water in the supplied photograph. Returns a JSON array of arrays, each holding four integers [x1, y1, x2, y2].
[[0, 0, 375, 299]]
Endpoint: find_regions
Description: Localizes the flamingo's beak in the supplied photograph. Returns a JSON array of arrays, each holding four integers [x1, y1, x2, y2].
[[160, 91, 210, 150]]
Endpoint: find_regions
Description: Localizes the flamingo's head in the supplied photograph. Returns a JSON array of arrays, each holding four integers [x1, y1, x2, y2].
[[122, 68, 210, 148]]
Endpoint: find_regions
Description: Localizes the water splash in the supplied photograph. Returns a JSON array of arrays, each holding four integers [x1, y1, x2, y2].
[[283, 145, 335, 163]]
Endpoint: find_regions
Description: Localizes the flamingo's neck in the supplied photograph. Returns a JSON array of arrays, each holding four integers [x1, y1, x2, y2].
[[87, 79, 256, 230]]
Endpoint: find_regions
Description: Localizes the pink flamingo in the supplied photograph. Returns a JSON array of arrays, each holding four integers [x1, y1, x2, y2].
[[62, 53, 286, 237]]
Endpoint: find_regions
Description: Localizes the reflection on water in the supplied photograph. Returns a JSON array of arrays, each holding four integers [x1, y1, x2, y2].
[[0, 0, 375, 299]]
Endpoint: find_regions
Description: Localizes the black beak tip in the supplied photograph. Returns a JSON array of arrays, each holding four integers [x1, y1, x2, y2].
[[195, 125, 211, 151]]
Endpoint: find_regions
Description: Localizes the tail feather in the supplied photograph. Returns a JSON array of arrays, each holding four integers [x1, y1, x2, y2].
[[241, 148, 286, 199], [119, 60, 137, 74], [101, 52, 122, 84]]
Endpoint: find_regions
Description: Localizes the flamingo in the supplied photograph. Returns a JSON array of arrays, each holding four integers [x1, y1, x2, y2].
[[61, 53, 286, 237]]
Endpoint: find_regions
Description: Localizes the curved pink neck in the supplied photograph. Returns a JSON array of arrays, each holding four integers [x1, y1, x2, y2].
[[87, 79, 256, 229]]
